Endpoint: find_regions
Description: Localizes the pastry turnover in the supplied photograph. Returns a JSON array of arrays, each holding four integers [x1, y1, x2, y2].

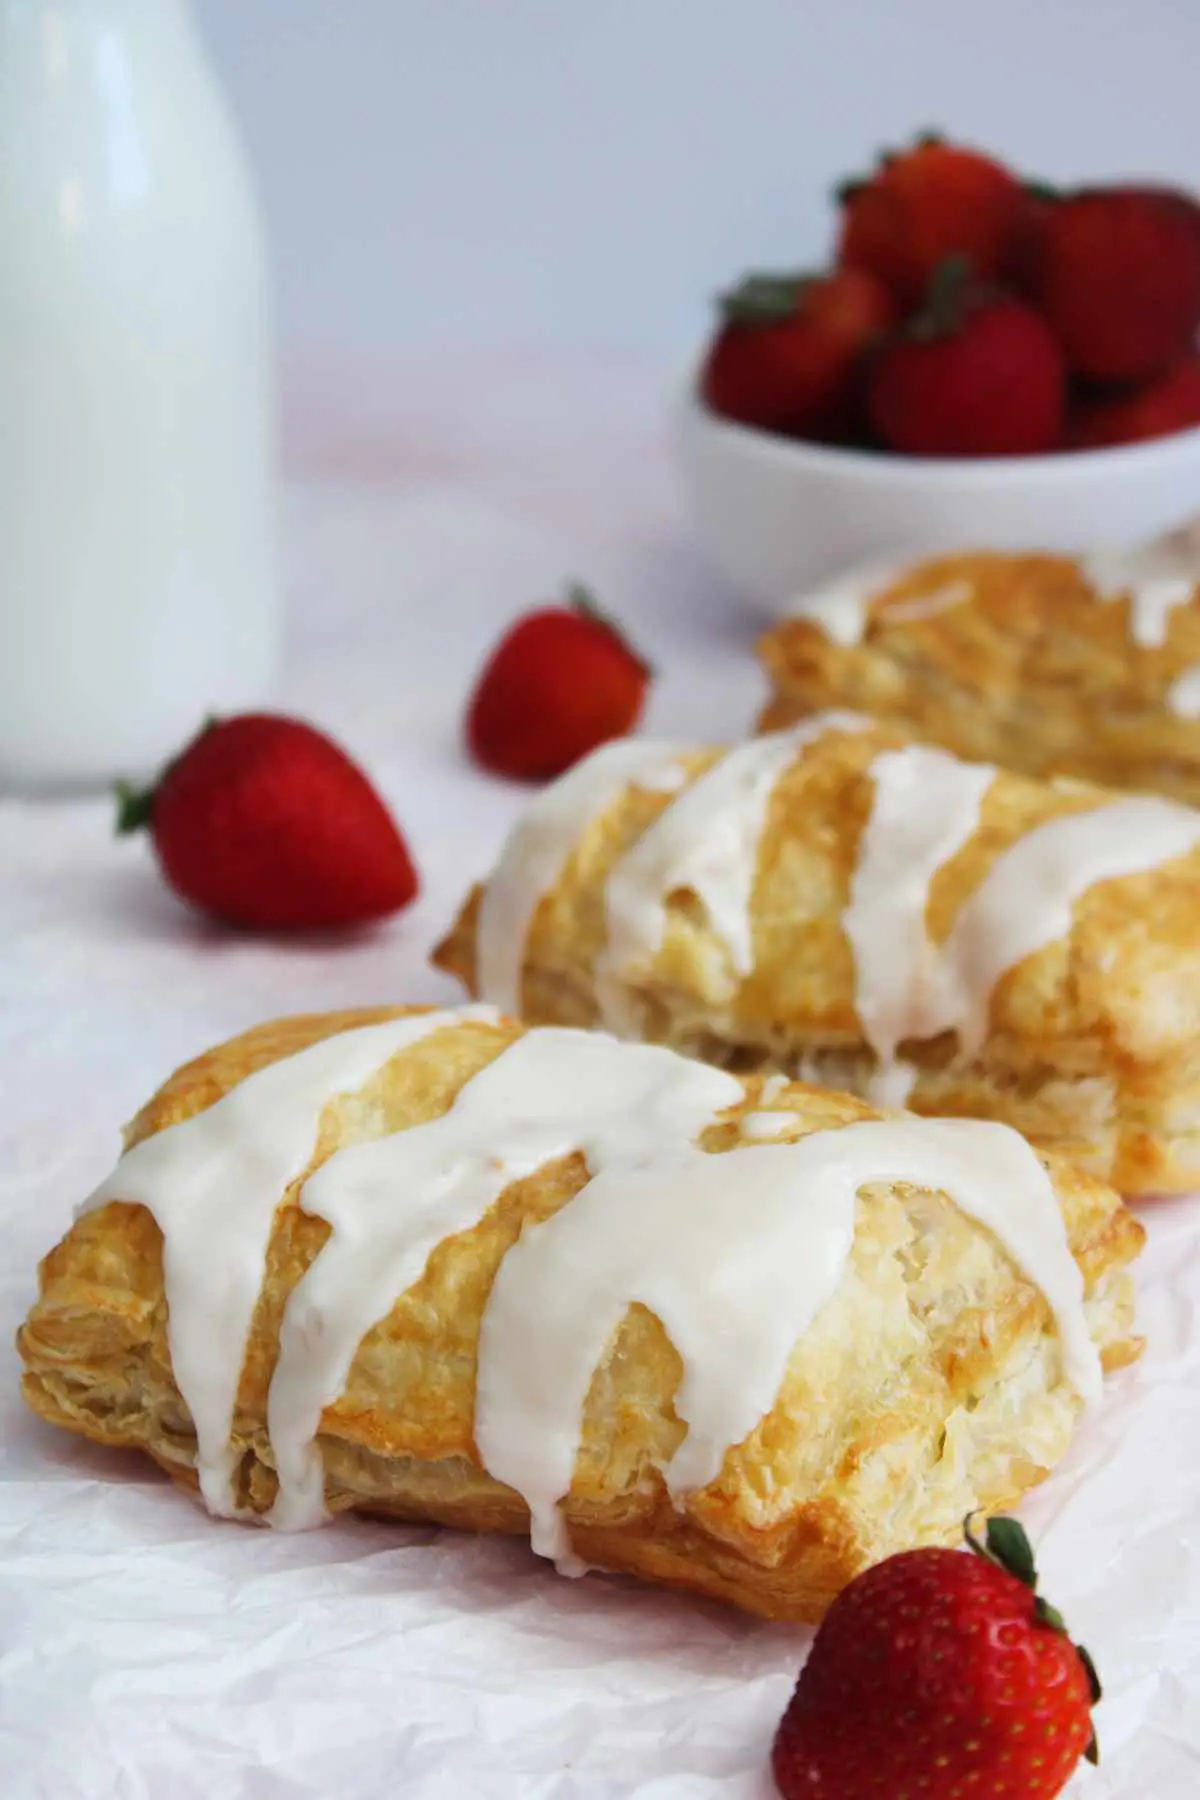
[[756, 535, 1200, 802], [435, 717, 1200, 1193], [19, 1005, 1141, 1623]]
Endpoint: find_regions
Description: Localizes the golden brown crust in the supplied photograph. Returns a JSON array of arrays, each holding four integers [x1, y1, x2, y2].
[[18, 1007, 1142, 1622], [434, 723, 1200, 1193], [756, 550, 1200, 801]]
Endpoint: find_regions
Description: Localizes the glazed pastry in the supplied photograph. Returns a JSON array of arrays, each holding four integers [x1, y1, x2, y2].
[[19, 1005, 1141, 1623], [435, 717, 1200, 1192], [756, 530, 1200, 802]]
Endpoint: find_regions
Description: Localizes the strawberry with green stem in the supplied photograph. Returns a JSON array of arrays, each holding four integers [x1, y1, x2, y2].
[[117, 712, 419, 930], [466, 582, 651, 781], [868, 256, 1067, 457], [772, 1513, 1102, 1800], [702, 265, 897, 440], [837, 133, 1025, 302]]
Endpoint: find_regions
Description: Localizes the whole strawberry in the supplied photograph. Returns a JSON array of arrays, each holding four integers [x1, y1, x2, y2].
[[837, 134, 1024, 303], [1068, 355, 1200, 450], [772, 1516, 1101, 1800], [702, 267, 897, 438], [869, 258, 1066, 456], [467, 584, 649, 781], [117, 713, 419, 930], [1026, 186, 1200, 383]]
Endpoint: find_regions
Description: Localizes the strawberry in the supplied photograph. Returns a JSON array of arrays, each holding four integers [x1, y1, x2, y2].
[[1026, 186, 1200, 383], [116, 713, 418, 930], [467, 584, 649, 781], [868, 258, 1066, 457], [837, 134, 1024, 303], [772, 1515, 1101, 1800], [701, 267, 898, 438], [1068, 355, 1200, 449]]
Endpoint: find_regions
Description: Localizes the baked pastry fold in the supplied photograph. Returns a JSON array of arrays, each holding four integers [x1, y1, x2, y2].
[[436, 718, 1200, 1193], [18, 1005, 1141, 1623], [757, 537, 1200, 802]]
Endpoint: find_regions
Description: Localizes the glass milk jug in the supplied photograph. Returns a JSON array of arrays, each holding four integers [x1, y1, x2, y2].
[[0, 0, 277, 788]]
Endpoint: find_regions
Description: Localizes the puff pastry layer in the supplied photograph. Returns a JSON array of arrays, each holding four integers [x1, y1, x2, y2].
[[436, 720, 1200, 1192], [18, 1006, 1141, 1622], [757, 543, 1200, 801]]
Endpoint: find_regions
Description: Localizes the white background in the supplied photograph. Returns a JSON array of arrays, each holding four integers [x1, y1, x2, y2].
[[195, 0, 1200, 360]]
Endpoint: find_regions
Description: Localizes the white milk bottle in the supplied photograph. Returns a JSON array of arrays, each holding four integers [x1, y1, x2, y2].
[[0, 0, 277, 789]]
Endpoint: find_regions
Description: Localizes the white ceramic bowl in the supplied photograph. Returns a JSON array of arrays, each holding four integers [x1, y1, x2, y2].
[[675, 375, 1200, 615]]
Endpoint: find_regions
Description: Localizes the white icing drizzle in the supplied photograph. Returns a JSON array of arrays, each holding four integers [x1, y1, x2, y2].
[[600, 715, 868, 1008], [927, 797, 1200, 1057], [740, 1109, 800, 1139], [1167, 665, 1200, 719], [476, 699, 1200, 1094], [477, 1109, 1100, 1569], [267, 1028, 733, 1531], [1082, 530, 1200, 648], [787, 559, 908, 645], [85, 1018, 1102, 1565], [881, 579, 973, 625], [840, 749, 1200, 1068], [844, 746, 994, 1068], [794, 531, 1200, 652], [587, 726, 1200, 1081], [84, 1008, 497, 1516], [475, 739, 688, 1015], [866, 1062, 919, 1110], [789, 1052, 827, 1086], [739, 1075, 802, 1137]]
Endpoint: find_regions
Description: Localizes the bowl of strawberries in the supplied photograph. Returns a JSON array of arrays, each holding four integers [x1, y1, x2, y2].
[[677, 134, 1200, 609]]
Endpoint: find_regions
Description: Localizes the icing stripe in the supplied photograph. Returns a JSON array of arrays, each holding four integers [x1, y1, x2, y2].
[[789, 532, 1200, 655], [84, 1007, 498, 1516], [880, 579, 973, 625], [267, 1028, 735, 1530], [786, 560, 908, 645], [477, 1112, 1099, 1568], [1082, 537, 1198, 649], [575, 734, 1200, 1076], [928, 796, 1200, 1056], [844, 746, 993, 1068], [600, 714, 869, 1014], [787, 562, 974, 646], [475, 739, 688, 1015], [1167, 665, 1200, 719]]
